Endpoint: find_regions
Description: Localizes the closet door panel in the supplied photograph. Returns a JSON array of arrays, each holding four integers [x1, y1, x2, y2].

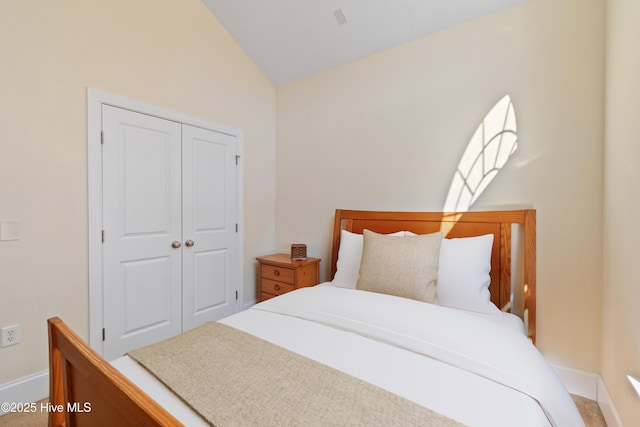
[[102, 105, 182, 361], [182, 125, 238, 331]]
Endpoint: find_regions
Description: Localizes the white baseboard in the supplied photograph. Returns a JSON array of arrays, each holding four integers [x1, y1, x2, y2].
[[597, 376, 625, 427], [551, 364, 625, 427], [551, 364, 599, 400], [0, 370, 49, 416]]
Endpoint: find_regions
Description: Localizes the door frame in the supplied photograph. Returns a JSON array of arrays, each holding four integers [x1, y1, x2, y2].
[[87, 88, 244, 355]]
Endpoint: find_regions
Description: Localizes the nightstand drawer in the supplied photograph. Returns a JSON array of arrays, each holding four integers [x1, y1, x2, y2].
[[257, 254, 321, 302], [261, 264, 295, 284], [261, 279, 295, 296]]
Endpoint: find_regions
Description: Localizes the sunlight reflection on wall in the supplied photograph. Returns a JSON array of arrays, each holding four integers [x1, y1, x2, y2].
[[441, 95, 517, 235]]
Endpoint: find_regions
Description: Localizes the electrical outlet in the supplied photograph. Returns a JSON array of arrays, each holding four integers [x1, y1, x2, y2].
[[1, 325, 20, 347]]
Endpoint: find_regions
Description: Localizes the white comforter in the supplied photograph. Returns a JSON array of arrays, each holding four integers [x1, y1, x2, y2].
[[114, 285, 584, 427]]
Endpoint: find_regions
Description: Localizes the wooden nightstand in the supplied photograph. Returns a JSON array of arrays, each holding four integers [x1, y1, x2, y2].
[[257, 254, 321, 301]]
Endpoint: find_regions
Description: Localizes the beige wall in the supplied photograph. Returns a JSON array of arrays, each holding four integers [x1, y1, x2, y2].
[[603, 0, 640, 424], [276, 0, 605, 372], [5, 0, 632, 420], [0, 0, 275, 384]]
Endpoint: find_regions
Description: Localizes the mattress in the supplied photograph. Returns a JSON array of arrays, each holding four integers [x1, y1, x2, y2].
[[112, 284, 584, 427]]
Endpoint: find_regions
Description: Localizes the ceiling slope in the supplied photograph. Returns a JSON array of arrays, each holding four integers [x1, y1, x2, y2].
[[202, 0, 527, 86]]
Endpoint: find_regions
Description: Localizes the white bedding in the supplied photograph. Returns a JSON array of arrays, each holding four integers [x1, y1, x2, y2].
[[113, 284, 584, 427]]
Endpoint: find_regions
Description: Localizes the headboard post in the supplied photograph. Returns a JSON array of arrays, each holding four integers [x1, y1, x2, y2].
[[48, 318, 66, 427], [523, 209, 537, 344]]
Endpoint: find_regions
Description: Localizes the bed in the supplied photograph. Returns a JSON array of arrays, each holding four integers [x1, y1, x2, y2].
[[48, 209, 585, 426]]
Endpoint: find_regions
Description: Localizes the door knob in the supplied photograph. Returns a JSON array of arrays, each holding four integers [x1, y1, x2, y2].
[[185, 239, 195, 247], [171, 241, 181, 249]]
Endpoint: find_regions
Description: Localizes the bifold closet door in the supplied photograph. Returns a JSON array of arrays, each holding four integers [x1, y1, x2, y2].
[[101, 106, 239, 360]]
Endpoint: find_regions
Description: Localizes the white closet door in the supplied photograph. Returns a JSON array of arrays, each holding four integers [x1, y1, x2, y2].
[[181, 125, 238, 331], [102, 105, 183, 361]]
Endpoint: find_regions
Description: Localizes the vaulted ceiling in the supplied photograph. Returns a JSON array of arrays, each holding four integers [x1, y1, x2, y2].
[[202, 0, 527, 86]]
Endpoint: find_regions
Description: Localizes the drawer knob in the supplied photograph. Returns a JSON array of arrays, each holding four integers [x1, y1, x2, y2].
[[274, 284, 280, 291], [274, 269, 280, 276]]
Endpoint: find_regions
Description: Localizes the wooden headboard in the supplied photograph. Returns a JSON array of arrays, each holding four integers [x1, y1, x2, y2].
[[330, 209, 537, 343]]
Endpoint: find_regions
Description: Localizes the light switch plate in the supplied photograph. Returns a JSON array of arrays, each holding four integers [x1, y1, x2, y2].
[[0, 220, 19, 241]]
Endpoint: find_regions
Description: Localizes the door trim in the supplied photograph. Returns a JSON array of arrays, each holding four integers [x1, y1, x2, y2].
[[87, 88, 244, 355]]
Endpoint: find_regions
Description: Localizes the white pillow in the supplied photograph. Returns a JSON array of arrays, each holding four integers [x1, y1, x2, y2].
[[331, 229, 403, 288], [334, 230, 498, 314], [437, 234, 498, 314]]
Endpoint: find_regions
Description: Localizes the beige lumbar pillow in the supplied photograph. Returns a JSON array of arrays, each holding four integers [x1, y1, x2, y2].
[[356, 229, 443, 304]]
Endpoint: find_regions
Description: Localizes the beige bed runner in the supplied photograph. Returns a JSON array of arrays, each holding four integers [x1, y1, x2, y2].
[[128, 322, 465, 427]]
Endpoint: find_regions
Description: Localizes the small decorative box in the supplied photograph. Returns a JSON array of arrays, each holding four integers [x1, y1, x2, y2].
[[291, 244, 307, 261]]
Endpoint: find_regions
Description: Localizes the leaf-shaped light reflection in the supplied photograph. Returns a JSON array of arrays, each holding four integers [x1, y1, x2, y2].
[[443, 95, 518, 214]]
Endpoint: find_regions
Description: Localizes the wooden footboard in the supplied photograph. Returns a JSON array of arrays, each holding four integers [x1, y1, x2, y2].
[[47, 317, 182, 426]]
